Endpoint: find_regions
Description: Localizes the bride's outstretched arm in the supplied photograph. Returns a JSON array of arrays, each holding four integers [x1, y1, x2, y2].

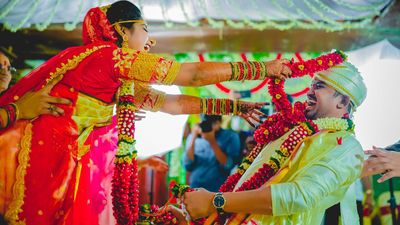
[[159, 94, 264, 126], [173, 60, 291, 87]]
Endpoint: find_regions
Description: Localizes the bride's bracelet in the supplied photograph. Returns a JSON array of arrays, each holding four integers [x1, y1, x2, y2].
[[230, 61, 268, 81], [200, 98, 240, 115]]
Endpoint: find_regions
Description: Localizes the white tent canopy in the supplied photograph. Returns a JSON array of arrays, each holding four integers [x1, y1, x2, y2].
[[349, 39, 400, 149], [0, 0, 393, 31]]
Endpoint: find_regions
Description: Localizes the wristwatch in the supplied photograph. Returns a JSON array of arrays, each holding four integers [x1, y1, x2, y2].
[[212, 192, 226, 215]]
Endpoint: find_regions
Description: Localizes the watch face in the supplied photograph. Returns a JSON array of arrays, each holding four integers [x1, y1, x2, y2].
[[214, 195, 225, 208]]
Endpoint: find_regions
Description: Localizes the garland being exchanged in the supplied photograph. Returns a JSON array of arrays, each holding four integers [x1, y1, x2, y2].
[[112, 80, 140, 225], [219, 50, 349, 192], [214, 50, 352, 223], [111, 50, 350, 225]]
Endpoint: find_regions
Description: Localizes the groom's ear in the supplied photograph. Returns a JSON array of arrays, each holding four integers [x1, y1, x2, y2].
[[337, 95, 350, 111]]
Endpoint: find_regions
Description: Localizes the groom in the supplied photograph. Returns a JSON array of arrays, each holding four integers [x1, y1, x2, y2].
[[179, 61, 367, 225]]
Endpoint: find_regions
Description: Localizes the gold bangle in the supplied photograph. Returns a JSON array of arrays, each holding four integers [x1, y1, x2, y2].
[[233, 100, 238, 115], [10, 103, 19, 121]]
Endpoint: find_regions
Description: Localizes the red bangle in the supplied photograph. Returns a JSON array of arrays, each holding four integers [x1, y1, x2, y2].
[[3, 104, 17, 128], [0, 109, 4, 128]]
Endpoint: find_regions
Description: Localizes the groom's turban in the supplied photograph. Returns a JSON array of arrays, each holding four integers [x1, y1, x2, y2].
[[315, 61, 367, 108]]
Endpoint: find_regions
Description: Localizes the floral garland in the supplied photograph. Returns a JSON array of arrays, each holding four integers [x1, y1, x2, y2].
[[230, 117, 353, 195], [160, 50, 350, 225], [134, 182, 205, 225], [210, 50, 349, 224], [138, 204, 179, 225], [112, 80, 140, 225], [170, 183, 207, 225], [219, 50, 347, 193]]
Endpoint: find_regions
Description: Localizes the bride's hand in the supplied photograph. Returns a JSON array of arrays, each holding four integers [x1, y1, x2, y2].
[[237, 101, 268, 127], [166, 205, 188, 225], [135, 109, 146, 121], [264, 59, 292, 80]]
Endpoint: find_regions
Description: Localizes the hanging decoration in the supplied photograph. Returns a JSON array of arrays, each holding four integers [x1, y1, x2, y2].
[[64, 0, 85, 31], [35, 0, 62, 31], [160, 0, 174, 28], [178, 0, 200, 27], [0, 0, 391, 32], [0, 0, 22, 19], [3, 0, 40, 32]]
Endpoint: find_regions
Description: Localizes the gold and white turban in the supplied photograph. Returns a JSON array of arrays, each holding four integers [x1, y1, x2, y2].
[[315, 61, 367, 108]]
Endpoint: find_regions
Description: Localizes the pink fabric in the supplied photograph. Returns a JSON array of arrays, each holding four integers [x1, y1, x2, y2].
[[70, 116, 119, 224]]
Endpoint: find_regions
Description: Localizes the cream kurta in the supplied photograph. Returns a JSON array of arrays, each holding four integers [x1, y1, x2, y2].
[[228, 127, 364, 225]]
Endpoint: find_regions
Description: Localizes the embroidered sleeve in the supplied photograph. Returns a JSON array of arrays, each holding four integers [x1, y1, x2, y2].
[[134, 81, 166, 112], [113, 48, 180, 85]]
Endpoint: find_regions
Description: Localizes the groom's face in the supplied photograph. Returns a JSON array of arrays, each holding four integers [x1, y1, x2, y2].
[[305, 79, 345, 120]]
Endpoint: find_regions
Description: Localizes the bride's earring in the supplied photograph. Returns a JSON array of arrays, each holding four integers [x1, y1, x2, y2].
[[150, 39, 156, 47]]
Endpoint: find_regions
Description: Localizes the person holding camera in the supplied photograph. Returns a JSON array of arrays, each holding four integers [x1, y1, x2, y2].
[[183, 115, 240, 192]]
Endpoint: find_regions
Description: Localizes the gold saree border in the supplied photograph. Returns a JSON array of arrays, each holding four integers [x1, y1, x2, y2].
[[5, 123, 33, 225], [45, 45, 110, 86]]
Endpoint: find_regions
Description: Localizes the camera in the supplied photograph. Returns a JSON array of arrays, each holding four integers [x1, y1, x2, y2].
[[386, 142, 400, 152], [199, 115, 222, 133]]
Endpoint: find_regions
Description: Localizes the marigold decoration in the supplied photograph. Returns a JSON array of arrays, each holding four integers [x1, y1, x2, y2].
[[214, 50, 351, 223], [290, 50, 347, 78]]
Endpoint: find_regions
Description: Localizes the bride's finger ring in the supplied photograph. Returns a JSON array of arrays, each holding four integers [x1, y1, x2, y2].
[[48, 105, 56, 112]]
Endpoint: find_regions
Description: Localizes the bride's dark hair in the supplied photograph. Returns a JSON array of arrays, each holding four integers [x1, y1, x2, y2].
[[106, 1, 143, 46]]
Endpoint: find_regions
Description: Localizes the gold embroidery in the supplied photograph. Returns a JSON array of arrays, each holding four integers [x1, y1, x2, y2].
[[45, 45, 110, 86], [5, 123, 33, 225], [99, 4, 111, 14], [113, 48, 139, 79], [113, 49, 180, 85], [162, 59, 180, 85]]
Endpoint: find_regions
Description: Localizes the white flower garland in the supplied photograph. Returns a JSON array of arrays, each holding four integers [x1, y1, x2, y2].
[[314, 117, 350, 131]]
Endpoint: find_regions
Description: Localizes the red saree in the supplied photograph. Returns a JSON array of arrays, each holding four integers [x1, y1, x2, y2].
[[0, 40, 179, 225], [0, 5, 181, 224]]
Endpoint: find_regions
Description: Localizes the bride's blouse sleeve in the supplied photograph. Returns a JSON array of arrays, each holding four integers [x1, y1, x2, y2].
[[112, 48, 181, 85]]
